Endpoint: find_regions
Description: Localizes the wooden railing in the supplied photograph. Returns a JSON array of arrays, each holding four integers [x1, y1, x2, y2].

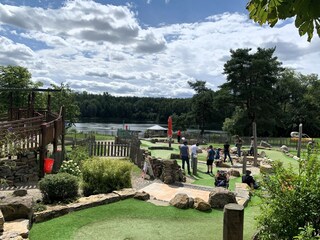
[[0, 106, 65, 177], [88, 135, 144, 168], [89, 141, 130, 157]]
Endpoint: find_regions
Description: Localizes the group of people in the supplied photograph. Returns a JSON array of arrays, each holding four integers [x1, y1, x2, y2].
[[178, 140, 235, 175], [177, 132, 258, 189]]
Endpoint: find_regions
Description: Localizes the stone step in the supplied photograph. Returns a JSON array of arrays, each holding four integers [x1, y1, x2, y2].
[[0, 219, 29, 240]]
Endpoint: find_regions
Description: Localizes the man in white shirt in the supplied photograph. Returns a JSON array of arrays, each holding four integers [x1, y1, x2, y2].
[[191, 143, 199, 175]]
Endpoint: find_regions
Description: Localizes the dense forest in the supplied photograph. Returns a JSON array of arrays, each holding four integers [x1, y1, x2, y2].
[[74, 92, 192, 124], [1, 47, 320, 137]]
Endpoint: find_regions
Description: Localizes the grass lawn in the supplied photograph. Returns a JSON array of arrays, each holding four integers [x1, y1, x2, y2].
[[30, 198, 259, 240]]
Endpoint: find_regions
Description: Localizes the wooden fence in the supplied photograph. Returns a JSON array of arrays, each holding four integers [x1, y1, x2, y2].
[[88, 135, 144, 168], [89, 141, 130, 157]]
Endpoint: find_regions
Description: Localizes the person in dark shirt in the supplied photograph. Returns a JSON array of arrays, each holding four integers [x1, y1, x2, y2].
[[206, 145, 215, 174], [223, 141, 233, 165], [242, 170, 259, 189], [180, 141, 190, 174]]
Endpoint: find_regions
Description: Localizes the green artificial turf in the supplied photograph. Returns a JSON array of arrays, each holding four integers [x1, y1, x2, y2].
[[30, 145, 298, 240], [30, 198, 258, 240]]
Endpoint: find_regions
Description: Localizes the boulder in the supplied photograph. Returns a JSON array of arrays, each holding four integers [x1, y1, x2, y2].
[[133, 191, 150, 201], [230, 147, 237, 154], [228, 169, 240, 177], [169, 193, 190, 209], [0, 196, 33, 222], [208, 187, 237, 209], [170, 153, 180, 159], [260, 141, 272, 148], [260, 164, 274, 174], [12, 189, 28, 197], [293, 156, 300, 161], [188, 197, 194, 209], [193, 198, 211, 212], [259, 151, 266, 158], [280, 145, 289, 153]]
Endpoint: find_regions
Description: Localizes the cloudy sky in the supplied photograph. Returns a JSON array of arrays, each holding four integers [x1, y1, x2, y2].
[[0, 0, 319, 98]]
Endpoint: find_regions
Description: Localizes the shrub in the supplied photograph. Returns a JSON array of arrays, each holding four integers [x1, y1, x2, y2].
[[33, 202, 47, 212], [67, 145, 90, 167], [256, 151, 320, 239], [38, 173, 79, 204], [59, 160, 81, 177], [81, 158, 132, 196]]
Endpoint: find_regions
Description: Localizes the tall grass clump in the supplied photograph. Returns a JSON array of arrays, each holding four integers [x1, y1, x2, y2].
[[81, 158, 132, 196]]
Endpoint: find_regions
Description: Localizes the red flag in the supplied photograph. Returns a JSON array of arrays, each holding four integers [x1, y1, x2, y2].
[[167, 116, 173, 137]]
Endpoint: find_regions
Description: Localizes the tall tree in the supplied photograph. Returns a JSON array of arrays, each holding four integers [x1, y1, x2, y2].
[[247, 0, 320, 41], [50, 83, 80, 128], [222, 48, 284, 136], [188, 80, 214, 134], [0, 65, 35, 113]]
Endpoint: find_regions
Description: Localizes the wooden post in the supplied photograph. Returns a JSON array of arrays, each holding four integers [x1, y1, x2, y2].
[[169, 137, 172, 148], [253, 122, 258, 167], [39, 123, 47, 178], [223, 203, 244, 240], [53, 120, 58, 153], [61, 106, 66, 158], [242, 151, 247, 175], [297, 123, 302, 158]]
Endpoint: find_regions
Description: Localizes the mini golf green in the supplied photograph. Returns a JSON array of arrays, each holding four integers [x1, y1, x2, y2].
[[30, 198, 259, 240]]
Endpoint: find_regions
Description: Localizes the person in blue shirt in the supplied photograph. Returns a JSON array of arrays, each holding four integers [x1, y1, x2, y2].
[[206, 145, 215, 174]]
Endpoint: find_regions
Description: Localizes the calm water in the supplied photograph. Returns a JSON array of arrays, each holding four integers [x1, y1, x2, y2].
[[71, 122, 166, 136]]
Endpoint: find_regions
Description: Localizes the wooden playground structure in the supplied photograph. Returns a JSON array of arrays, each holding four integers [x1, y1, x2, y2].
[[0, 88, 65, 178]]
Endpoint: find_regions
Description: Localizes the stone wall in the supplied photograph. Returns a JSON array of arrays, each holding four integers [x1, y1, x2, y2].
[[0, 152, 38, 186], [147, 156, 186, 184]]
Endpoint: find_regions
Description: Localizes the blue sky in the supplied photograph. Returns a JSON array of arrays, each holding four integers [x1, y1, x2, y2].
[[0, 0, 319, 97]]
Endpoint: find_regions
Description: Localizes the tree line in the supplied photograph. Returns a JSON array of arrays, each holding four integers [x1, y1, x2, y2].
[[1, 47, 320, 137]]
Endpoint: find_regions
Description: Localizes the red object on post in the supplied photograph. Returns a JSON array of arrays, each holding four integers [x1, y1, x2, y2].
[[167, 116, 173, 138], [44, 158, 54, 174]]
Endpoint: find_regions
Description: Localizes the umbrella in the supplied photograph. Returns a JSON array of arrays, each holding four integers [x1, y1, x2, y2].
[[167, 116, 172, 138]]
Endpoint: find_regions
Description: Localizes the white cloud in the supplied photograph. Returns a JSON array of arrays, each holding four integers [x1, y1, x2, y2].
[[0, 1, 319, 97]]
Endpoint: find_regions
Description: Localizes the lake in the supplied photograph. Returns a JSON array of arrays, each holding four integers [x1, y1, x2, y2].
[[70, 122, 164, 136]]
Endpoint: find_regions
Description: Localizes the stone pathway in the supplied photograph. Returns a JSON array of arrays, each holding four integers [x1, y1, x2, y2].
[[140, 182, 212, 202]]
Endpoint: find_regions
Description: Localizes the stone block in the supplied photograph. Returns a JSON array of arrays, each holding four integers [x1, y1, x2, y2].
[[2, 219, 29, 239], [33, 206, 69, 223], [77, 193, 120, 205], [208, 187, 237, 209], [169, 193, 190, 209], [113, 188, 137, 200], [0, 196, 33, 222], [133, 191, 150, 201], [194, 197, 211, 212], [260, 164, 274, 174], [0, 210, 4, 232]]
